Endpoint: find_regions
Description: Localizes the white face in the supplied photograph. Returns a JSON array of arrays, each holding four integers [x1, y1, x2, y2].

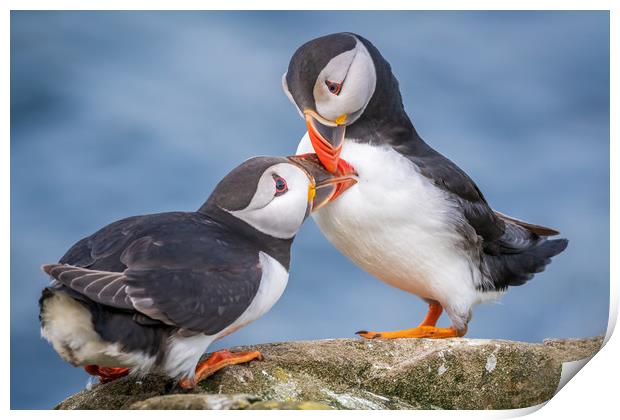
[[282, 38, 377, 125], [226, 163, 311, 239], [315, 39, 376, 124]]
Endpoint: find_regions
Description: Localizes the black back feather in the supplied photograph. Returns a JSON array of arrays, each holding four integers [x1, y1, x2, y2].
[[40, 210, 293, 357], [483, 238, 568, 290]]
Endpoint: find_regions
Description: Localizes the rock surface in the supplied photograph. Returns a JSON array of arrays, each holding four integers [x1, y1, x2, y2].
[[56, 336, 603, 410]]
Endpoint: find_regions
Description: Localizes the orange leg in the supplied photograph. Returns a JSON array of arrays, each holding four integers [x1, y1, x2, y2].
[[84, 365, 130, 383], [178, 350, 262, 389], [356, 302, 467, 339], [419, 301, 443, 327]]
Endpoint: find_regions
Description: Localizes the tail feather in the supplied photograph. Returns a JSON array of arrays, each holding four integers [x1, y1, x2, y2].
[[483, 238, 568, 291], [494, 210, 560, 236]]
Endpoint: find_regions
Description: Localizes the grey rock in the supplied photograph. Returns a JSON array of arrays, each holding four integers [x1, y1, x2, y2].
[[130, 393, 259, 410], [55, 335, 603, 410]]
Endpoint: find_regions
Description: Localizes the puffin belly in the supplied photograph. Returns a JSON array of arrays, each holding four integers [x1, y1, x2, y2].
[[299, 135, 482, 309]]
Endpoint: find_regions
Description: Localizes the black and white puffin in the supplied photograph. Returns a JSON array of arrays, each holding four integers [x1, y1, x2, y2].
[[283, 32, 568, 339], [39, 154, 356, 388]]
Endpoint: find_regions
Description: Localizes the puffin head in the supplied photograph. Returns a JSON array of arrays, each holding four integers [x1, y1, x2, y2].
[[203, 155, 356, 239], [283, 33, 378, 173]]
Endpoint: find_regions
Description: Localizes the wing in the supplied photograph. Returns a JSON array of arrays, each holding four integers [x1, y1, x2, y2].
[[395, 139, 561, 255], [43, 264, 131, 308], [44, 212, 263, 335], [395, 140, 506, 253], [58, 214, 149, 271]]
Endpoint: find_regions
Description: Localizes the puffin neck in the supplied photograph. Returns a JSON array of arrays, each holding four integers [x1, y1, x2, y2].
[[197, 201, 293, 270], [345, 35, 424, 148]]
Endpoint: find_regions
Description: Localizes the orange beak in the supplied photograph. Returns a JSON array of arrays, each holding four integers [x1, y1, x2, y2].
[[288, 154, 357, 211], [315, 158, 357, 207], [304, 111, 346, 174]]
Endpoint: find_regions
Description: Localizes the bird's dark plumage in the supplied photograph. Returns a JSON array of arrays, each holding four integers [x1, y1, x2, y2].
[[42, 211, 278, 336]]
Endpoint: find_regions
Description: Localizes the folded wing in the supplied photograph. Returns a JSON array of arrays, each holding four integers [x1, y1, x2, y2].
[[42, 212, 262, 335]]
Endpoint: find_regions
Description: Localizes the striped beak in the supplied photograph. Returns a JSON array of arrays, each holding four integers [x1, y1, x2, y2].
[[304, 110, 346, 174], [288, 154, 357, 211]]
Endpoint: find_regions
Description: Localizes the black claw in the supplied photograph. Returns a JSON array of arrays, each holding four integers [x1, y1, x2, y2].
[[355, 330, 368, 335], [372, 334, 381, 339]]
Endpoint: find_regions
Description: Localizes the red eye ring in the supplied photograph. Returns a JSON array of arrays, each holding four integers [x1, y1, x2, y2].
[[273, 175, 288, 196], [325, 80, 342, 96]]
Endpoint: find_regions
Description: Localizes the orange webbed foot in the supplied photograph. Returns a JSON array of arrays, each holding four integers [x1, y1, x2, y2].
[[84, 365, 130, 383], [356, 302, 467, 340], [178, 350, 263, 389], [356, 325, 466, 340]]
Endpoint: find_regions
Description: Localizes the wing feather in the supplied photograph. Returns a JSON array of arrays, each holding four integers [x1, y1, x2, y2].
[[42, 212, 267, 335], [42, 264, 133, 310]]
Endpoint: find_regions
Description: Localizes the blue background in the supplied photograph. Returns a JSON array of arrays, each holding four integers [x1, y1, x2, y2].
[[11, 11, 609, 409]]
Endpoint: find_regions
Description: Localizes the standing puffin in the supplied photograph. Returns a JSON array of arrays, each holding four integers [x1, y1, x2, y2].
[[39, 155, 356, 387], [283, 33, 568, 339]]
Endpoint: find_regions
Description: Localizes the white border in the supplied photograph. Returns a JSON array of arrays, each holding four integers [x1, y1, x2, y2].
[[2, 1, 618, 11], [4, 1, 616, 419]]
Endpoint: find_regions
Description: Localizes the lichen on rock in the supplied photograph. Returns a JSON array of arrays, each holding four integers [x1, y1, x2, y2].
[[130, 393, 260, 410], [55, 335, 603, 410]]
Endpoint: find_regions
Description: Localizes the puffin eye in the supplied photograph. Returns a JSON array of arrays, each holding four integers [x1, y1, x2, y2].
[[325, 80, 342, 96], [273, 175, 288, 196]]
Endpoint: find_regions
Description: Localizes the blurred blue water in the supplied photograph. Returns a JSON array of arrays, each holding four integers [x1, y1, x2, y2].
[[10, 11, 609, 409]]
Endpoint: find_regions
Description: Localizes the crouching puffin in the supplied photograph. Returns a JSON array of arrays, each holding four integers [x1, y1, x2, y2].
[[39, 154, 356, 388], [283, 33, 568, 339]]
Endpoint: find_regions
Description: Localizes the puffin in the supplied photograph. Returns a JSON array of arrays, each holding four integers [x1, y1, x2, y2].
[[39, 154, 356, 388], [283, 32, 568, 339]]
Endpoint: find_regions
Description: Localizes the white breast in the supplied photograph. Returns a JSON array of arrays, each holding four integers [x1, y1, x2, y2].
[[213, 251, 289, 339], [165, 251, 289, 378], [297, 134, 488, 323]]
